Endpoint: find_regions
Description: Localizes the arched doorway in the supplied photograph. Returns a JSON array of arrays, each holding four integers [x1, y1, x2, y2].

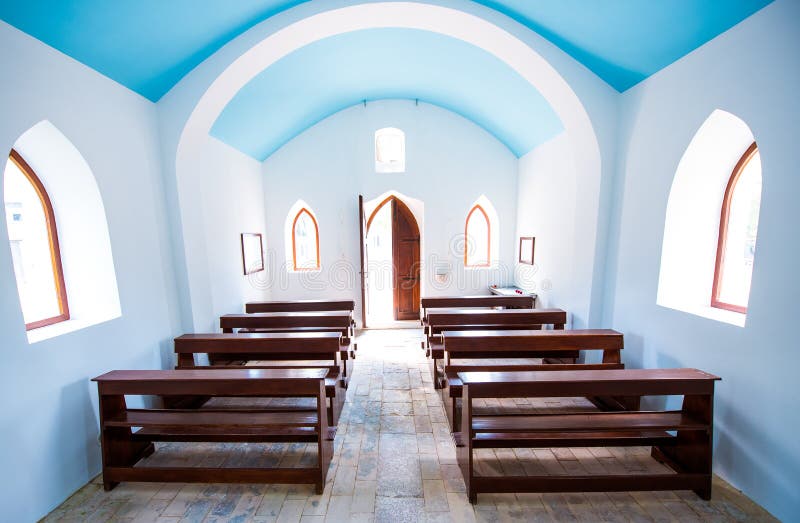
[[362, 195, 420, 325]]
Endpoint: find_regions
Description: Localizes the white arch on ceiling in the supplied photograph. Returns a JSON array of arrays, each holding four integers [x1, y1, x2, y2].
[[174, 1, 602, 328]]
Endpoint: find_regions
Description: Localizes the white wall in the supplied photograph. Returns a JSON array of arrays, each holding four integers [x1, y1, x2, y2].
[[157, 0, 618, 333], [515, 132, 580, 325], [0, 22, 182, 522], [603, 1, 799, 520], [185, 136, 270, 331], [261, 100, 518, 323]]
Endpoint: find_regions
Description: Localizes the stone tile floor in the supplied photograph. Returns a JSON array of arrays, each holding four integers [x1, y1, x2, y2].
[[45, 328, 777, 522]]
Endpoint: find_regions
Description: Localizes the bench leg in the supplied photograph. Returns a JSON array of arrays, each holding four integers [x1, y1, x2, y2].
[[431, 357, 441, 389], [652, 394, 714, 500], [100, 394, 154, 491]]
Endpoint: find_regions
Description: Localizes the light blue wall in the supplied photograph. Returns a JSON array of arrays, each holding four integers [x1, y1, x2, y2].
[[0, 22, 182, 522], [603, 1, 799, 520], [261, 100, 519, 323], [157, 0, 619, 337]]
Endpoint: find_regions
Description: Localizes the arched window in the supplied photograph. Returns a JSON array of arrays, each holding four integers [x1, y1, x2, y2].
[[375, 127, 405, 173], [4, 150, 69, 329], [292, 207, 320, 270], [712, 142, 761, 313], [464, 204, 491, 267]]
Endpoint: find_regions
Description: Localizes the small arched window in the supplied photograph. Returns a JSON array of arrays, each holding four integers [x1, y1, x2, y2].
[[4, 150, 69, 329], [464, 204, 491, 267], [375, 127, 405, 173], [292, 207, 320, 270], [712, 142, 761, 313]]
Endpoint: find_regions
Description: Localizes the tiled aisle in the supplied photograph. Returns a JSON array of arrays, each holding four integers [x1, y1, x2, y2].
[[45, 329, 776, 522]]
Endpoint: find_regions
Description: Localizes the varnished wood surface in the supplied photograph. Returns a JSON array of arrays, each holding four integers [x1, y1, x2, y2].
[[443, 329, 623, 351], [458, 368, 720, 385], [428, 309, 566, 327], [470, 411, 707, 432], [95, 368, 329, 382], [175, 332, 343, 354], [105, 410, 320, 428], [221, 312, 352, 331], [245, 299, 355, 313], [421, 295, 534, 311]]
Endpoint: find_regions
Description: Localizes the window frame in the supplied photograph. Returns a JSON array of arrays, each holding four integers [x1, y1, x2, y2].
[[7, 149, 70, 330], [464, 204, 491, 268], [374, 127, 406, 173], [711, 141, 759, 314], [291, 207, 320, 271]]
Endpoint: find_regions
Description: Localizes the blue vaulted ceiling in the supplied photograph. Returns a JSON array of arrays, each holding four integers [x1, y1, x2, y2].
[[209, 28, 564, 160], [0, 1, 772, 100], [0, 0, 773, 158]]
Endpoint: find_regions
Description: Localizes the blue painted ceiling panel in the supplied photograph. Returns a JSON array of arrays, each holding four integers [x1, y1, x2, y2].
[[209, 29, 564, 160], [473, 0, 773, 91], [0, 1, 773, 100], [0, 0, 308, 101]]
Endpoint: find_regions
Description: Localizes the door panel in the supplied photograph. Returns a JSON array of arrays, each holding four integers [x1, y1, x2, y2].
[[392, 199, 420, 320]]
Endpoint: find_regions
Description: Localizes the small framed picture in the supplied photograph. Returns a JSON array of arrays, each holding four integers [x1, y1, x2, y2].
[[519, 237, 535, 265], [241, 233, 264, 275]]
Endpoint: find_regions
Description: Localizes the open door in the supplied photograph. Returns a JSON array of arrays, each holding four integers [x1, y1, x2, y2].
[[358, 194, 368, 328], [392, 199, 420, 320]]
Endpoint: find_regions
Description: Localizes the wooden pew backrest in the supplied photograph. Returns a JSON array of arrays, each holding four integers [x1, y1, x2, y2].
[[245, 299, 355, 314]]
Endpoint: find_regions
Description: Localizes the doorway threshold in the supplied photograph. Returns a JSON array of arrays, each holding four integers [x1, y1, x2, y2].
[[362, 320, 421, 330]]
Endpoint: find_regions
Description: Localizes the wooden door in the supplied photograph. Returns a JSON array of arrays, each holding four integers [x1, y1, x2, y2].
[[392, 199, 420, 320]]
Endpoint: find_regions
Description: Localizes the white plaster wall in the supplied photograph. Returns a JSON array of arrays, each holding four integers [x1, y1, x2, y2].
[[603, 1, 800, 519], [261, 100, 518, 324], [156, 0, 618, 334], [0, 22, 181, 522], [515, 132, 579, 326], [189, 137, 270, 331]]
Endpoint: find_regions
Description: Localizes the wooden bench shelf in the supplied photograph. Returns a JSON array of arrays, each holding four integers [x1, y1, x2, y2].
[[105, 409, 320, 429], [471, 411, 707, 433]]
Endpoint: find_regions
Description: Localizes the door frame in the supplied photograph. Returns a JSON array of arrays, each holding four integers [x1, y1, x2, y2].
[[361, 191, 424, 324]]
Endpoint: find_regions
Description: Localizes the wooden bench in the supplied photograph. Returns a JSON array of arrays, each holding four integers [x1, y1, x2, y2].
[[174, 332, 347, 424], [420, 295, 534, 336], [93, 368, 333, 493], [425, 307, 566, 348], [244, 300, 356, 338], [440, 329, 629, 429], [457, 368, 721, 503], [221, 312, 355, 375]]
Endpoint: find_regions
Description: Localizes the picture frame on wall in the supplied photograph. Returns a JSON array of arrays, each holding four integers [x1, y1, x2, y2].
[[241, 233, 264, 275], [519, 236, 535, 265]]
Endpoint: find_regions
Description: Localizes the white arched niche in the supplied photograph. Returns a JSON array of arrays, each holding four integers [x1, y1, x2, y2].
[[283, 199, 321, 272], [657, 110, 759, 327], [6, 121, 121, 342], [174, 1, 601, 328], [464, 194, 499, 268]]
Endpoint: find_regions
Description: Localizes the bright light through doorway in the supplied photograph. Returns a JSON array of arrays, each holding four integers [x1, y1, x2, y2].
[[366, 201, 393, 324]]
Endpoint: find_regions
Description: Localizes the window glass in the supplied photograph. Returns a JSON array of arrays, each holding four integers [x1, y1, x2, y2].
[[4, 155, 66, 326], [293, 209, 319, 269], [714, 148, 761, 310], [465, 205, 490, 267]]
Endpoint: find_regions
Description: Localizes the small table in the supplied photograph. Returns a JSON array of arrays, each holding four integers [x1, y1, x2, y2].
[[488, 286, 537, 307]]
